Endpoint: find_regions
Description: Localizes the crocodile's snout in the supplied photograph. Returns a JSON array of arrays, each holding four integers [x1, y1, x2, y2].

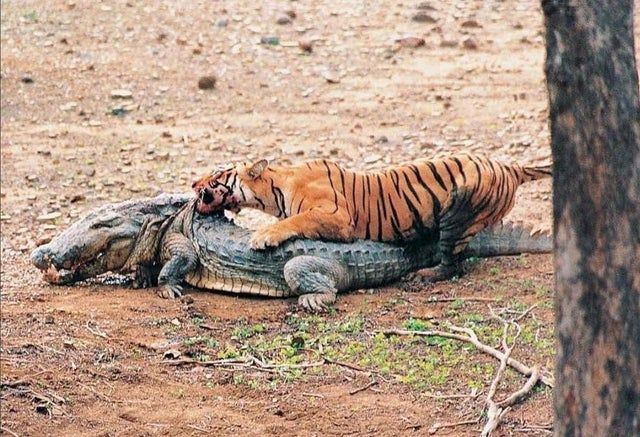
[[31, 244, 52, 270]]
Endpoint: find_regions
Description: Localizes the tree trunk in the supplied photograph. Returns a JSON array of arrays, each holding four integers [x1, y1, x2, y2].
[[542, 0, 640, 435]]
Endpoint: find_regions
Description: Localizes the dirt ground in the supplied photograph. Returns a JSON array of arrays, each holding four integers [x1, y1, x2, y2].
[[2, 0, 619, 435]]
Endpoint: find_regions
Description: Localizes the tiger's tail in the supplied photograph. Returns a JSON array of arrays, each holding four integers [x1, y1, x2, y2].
[[514, 163, 553, 184]]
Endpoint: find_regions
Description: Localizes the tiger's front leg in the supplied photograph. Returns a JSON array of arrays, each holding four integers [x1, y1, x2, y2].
[[250, 206, 354, 249]]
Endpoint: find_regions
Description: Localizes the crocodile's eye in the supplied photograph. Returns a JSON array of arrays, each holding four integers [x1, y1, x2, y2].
[[90, 216, 123, 229]]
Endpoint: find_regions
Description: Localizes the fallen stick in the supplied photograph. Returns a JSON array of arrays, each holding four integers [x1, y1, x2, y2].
[[380, 327, 554, 387], [428, 418, 479, 434], [349, 380, 377, 395]]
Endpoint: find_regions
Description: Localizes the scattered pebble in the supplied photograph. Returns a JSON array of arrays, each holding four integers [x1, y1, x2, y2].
[[461, 19, 482, 28], [321, 71, 340, 84], [462, 37, 479, 50], [197, 75, 217, 90], [440, 38, 458, 48], [110, 89, 133, 99], [216, 18, 228, 28], [276, 15, 292, 25], [36, 212, 62, 222], [412, 12, 436, 23], [396, 37, 426, 48], [298, 40, 313, 53], [364, 154, 382, 164], [21, 75, 34, 84], [260, 36, 280, 45], [416, 1, 436, 10]]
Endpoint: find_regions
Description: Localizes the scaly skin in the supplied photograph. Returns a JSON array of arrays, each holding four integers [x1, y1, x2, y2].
[[31, 193, 552, 311]]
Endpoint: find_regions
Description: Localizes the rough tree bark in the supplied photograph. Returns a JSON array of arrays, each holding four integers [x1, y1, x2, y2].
[[542, 0, 640, 435]]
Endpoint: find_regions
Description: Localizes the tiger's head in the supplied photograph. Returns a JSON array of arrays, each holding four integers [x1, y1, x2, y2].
[[192, 159, 269, 215]]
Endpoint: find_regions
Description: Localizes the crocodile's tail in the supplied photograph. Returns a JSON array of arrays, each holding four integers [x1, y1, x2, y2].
[[466, 221, 552, 257]]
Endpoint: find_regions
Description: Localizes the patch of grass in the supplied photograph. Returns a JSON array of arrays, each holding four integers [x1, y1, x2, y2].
[[190, 315, 205, 327], [23, 11, 38, 21], [403, 318, 430, 332], [489, 266, 501, 276], [184, 336, 218, 349], [337, 316, 364, 334], [233, 322, 266, 339]]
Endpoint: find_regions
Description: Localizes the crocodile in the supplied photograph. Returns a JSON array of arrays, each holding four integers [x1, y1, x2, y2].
[[31, 193, 551, 311]]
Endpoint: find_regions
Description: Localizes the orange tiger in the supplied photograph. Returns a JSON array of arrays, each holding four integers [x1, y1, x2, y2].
[[192, 155, 551, 281]]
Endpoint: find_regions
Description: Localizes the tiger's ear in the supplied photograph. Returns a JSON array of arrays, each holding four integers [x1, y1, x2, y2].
[[247, 159, 268, 179]]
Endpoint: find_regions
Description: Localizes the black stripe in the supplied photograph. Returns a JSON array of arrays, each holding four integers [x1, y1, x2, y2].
[[365, 175, 372, 239], [401, 171, 424, 206], [351, 173, 358, 227], [376, 199, 383, 240], [452, 158, 466, 185], [387, 193, 403, 240], [427, 162, 447, 191], [376, 175, 388, 220], [270, 179, 285, 218], [296, 197, 305, 214], [409, 164, 441, 216], [323, 160, 340, 214], [442, 161, 458, 190]]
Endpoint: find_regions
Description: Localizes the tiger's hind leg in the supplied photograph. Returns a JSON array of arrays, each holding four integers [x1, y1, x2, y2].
[[415, 189, 478, 283]]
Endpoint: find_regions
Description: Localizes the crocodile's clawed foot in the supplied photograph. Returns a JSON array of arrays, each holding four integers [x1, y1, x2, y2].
[[133, 265, 157, 289], [157, 283, 183, 299], [412, 264, 461, 284], [298, 291, 337, 312]]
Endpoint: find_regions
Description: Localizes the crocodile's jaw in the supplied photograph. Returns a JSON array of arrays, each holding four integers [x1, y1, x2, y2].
[[32, 236, 137, 284]]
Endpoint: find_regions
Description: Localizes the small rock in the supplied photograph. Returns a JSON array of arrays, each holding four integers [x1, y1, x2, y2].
[[260, 36, 280, 45], [21, 75, 34, 84], [462, 37, 479, 50], [70, 194, 85, 203], [37, 236, 52, 246], [285, 9, 297, 19], [396, 37, 426, 48], [163, 349, 181, 359], [36, 212, 62, 222], [412, 12, 436, 23], [180, 295, 194, 305], [170, 318, 181, 327], [281, 144, 305, 155], [298, 40, 313, 53], [440, 38, 458, 48], [0, 214, 11, 221], [321, 71, 340, 84], [364, 154, 382, 164], [44, 315, 54, 324], [416, 1, 436, 10], [276, 15, 291, 25], [83, 167, 96, 177], [60, 102, 78, 111], [375, 136, 389, 144], [461, 19, 482, 28], [216, 18, 228, 28], [110, 89, 133, 99], [176, 36, 188, 46], [197, 76, 216, 90]]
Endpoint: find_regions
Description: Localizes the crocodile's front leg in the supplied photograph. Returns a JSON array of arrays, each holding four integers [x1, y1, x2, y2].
[[157, 233, 198, 299], [283, 256, 347, 312]]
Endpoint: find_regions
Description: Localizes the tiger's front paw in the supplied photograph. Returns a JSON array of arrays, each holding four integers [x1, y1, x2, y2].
[[250, 227, 292, 250]]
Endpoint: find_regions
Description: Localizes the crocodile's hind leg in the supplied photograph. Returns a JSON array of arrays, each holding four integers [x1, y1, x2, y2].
[[283, 256, 347, 312], [157, 233, 198, 299]]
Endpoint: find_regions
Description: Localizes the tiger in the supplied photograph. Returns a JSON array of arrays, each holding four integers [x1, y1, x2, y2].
[[192, 154, 551, 282]]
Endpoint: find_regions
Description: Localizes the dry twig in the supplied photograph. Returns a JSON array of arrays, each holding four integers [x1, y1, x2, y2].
[[349, 380, 378, 395]]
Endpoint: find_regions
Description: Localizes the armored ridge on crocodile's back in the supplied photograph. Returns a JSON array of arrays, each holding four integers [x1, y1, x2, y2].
[[31, 193, 552, 311]]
